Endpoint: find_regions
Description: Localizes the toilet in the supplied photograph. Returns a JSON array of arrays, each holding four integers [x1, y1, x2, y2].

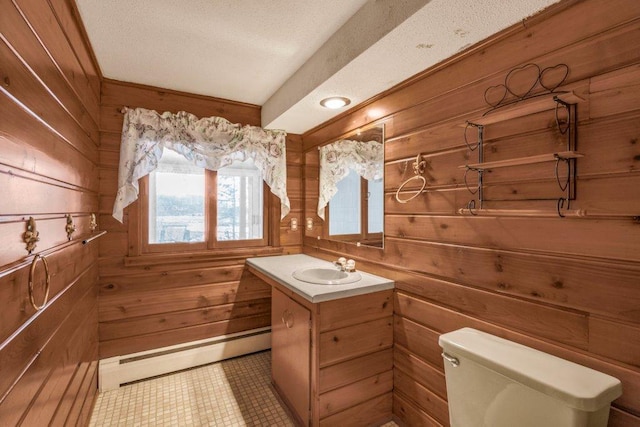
[[438, 328, 622, 427]]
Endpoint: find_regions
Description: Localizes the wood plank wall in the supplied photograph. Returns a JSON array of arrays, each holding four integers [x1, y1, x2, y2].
[[0, 0, 101, 425], [302, 1, 640, 425], [97, 80, 303, 358]]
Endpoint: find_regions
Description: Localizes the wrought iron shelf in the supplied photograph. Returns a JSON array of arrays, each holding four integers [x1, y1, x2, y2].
[[465, 91, 585, 127], [460, 151, 584, 171]]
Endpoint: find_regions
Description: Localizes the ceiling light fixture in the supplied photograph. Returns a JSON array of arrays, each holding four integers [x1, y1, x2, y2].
[[320, 97, 351, 109]]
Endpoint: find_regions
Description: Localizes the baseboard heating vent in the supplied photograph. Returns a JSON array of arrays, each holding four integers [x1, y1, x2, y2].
[[98, 327, 271, 391]]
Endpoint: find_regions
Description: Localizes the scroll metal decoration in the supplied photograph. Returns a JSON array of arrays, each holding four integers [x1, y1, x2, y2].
[[28, 254, 51, 311], [89, 213, 98, 232], [23, 216, 40, 254], [65, 214, 76, 241], [395, 154, 428, 204], [482, 63, 569, 113], [461, 62, 579, 218]]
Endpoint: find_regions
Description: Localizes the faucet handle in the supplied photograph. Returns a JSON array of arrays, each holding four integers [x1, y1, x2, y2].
[[337, 257, 346, 265], [346, 259, 356, 272]]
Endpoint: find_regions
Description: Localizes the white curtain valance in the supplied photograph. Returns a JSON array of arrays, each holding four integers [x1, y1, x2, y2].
[[317, 139, 384, 219], [112, 107, 290, 222]]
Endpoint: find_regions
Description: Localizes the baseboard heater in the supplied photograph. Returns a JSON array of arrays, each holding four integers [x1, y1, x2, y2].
[[98, 327, 271, 391]]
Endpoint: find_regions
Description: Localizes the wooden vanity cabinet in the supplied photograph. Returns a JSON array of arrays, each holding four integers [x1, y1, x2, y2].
[[248, 267, 394, 427], [271, 287, 311, 426]]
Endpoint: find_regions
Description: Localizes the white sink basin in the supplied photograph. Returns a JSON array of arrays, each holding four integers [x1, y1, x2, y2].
[[292, 267, 362, 285]]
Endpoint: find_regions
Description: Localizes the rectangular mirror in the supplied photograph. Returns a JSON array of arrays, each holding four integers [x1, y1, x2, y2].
[[314, 123, 385, 249]]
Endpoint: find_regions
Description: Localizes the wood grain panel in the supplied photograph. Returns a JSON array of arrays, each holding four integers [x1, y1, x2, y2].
[[318, 393, 392, 427], [11, 0, 100, 123], [319, 349, 393, 394], [0, 37, 98, 159], [319, 316, 393, 367], [0, 0, 99, 422], [394, 345, 447, 399], [384, 237, 640, 323], [100, 314, 270, 358], [99, 298, 270, 341], [318, 370, 393, 419], [394, 369, 449, 426], [302, 1, 640, 423], [385, 215, 640, 262], [99, 280, 271, 322], [319, 290, 392, 332], [100, 79, 261, 130]]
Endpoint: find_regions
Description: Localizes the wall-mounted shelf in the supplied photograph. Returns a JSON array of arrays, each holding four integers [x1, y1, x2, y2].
[[464, 91, 584, 126], [460, 151, 584, 171], [460, 63, 584, 217]]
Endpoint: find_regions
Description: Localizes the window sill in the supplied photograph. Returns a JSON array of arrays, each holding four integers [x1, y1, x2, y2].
[[124, 246, 284, 268]]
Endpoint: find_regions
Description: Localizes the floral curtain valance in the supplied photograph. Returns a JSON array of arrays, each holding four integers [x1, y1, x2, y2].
[[112, 107, 290, 222], [317, 139, 384, 219]]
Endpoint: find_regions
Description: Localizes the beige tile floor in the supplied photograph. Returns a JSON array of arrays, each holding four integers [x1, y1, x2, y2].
[[90, 351, 399, 427]]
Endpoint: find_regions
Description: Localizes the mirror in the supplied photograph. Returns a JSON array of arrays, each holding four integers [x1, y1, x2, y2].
[[313, 123, 384, 248]]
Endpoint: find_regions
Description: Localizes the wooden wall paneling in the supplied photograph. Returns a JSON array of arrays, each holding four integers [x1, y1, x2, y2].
[[48, 343, 96, 426], [384, 215, 640, 262], [99, 263, 246, 294], [0, 0, 101, 422], [100, 314, 271, 358], [394, 369, 449, 426], [0, 267, 97, 425], [384, 237, 640, 323], [300, 1, 640, 424], [393, 393, 444, 427], [47, 0, 102, 100], [0, 242, 98, 344], [17, 298, 98, 426], [0, 43, 99, 162], [11, 0, 101, 121], [98, 279, 270, 322], [303, 0, 639, 148], [101, 79, 261, 126], [63, 359, 98, 427], [394, 345, 447, 400], [1, 0, 100, 125], [395, 290, 588, 350], [99, 298, 270, 341]]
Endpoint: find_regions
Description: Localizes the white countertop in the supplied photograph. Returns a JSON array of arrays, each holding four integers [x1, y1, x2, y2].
[[246, 254, 394, 303]]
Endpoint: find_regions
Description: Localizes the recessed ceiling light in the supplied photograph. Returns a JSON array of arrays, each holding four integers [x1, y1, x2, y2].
[[320, 97, 351, 109]]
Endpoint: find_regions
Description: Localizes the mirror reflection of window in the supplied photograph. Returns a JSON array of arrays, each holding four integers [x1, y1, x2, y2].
[[329, 170, 361, 235], [367, 177, 383, 234]]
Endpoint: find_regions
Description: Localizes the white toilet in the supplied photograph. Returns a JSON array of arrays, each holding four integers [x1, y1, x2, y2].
[[438, 328, 622, 427]]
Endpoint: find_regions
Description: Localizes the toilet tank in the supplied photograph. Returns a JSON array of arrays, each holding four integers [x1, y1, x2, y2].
[[438, 328, 622, 427]]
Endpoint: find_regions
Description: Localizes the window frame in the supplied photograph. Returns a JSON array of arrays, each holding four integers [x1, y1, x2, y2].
[[137, 165, 269, 255]]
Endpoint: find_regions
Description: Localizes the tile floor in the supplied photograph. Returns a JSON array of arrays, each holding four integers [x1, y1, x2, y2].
[[90, 350, 399, 427]]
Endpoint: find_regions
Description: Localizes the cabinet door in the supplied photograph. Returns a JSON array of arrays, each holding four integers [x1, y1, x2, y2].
[[271, 288, 310, 426]]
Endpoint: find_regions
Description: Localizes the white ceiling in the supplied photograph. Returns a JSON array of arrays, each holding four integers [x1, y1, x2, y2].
[[75, 0, 560, 134]]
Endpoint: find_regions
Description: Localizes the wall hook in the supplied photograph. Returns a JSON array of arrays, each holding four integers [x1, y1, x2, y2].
[[65, 214, 76, 241], [23, 217, 39, 254]]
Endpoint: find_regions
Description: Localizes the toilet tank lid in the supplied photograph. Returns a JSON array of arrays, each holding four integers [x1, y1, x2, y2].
[[438, 328, 622, 411]]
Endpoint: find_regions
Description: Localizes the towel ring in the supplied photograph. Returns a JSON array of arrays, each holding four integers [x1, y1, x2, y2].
[[395, 175, 427, 204], [28, 254, 50, 311]]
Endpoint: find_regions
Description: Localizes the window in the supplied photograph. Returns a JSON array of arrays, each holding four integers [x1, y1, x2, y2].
[[142, 150, 267, 253]]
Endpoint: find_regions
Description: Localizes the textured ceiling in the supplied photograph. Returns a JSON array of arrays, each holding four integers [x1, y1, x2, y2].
[[75, 0, 560, 134]]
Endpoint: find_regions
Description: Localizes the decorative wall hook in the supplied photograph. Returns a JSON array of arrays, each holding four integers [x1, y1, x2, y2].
[[89, 213, 98, 232], [65, 214, 76, 241], [23, 217, 39, 254], [395, 154, 428, 204]]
